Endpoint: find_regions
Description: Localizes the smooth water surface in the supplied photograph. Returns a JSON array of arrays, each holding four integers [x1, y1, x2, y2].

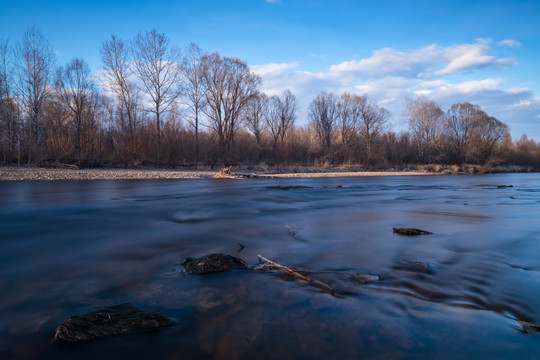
[[1, 174, 540, 359]]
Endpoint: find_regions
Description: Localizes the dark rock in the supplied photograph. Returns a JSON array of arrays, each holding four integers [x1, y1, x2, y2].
[[53, 303, 172, 343], [182, 253, 249, 274], [473, 184, 514, 189], [265, 185, 312, 190], [393, 227, 433, 236]]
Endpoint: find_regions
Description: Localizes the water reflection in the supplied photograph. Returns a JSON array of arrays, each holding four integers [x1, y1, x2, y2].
[[1, 174, 540, 359]]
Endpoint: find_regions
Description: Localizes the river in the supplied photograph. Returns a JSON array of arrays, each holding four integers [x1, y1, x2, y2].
[[1, 173, 540, 359]]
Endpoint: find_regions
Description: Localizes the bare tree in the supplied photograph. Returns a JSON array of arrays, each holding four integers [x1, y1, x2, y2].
[[509, 134, 540, 167], [358, 97, 389, 165], [471, 114, 508, 164], [0, 38, 19, 163], [266, 89, 297, 159], [338, 93, 364, 161], [244, 92, 268, 148], [181, 43, 206, 164], [266, 95, 282, 149], [277, 89, 297, 144], [201, 52, 261, 162], [405, 96, 443, 163], [131, 29, 182, 160], [444, 102, 481, 164], [308, 91, 339, 154], [14, 26, 55, 163], [443, 102, 508, 165], [100, 34, 140, 162], [43, 92, 71, 161], [56, 57, 95, 162]]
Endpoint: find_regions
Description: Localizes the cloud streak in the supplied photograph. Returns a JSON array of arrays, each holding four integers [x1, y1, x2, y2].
[[498, 39, 522, 48], [251, 62, 299, 76], [435, 41, 514, 75]]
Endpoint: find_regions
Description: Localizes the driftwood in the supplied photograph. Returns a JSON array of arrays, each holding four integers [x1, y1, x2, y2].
[[285, 224, 308, 243], [393, 227, 433, 236], [39, 161, 79, 169], [212, 167, 242, 179], [255, 255, 335, 294], [518, 320, 540, 334]]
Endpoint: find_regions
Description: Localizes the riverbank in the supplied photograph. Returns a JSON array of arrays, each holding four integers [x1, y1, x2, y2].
[[0, 166, 435, 181]]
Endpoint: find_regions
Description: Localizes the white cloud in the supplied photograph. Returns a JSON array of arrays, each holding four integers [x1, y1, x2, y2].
[[251, 62, 299, 76], [440, 78, 501, 95], [253, 39, 537, 139], [498, 39, 522, 48], [435, 42, 514, 75], [507, 86, 530, 94], [329, 45, 438, 79], [326, 40, 514, 80], [513, 100, 531, 107]]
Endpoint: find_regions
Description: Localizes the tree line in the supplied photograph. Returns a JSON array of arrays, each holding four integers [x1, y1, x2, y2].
[[0, 27, 539, 169]]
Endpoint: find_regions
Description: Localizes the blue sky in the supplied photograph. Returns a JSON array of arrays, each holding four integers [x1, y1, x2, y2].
[[2, 0, 540, 139]]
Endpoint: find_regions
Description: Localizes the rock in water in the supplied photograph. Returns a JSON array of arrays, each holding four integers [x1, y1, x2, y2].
[[182, 253, 249, 274], [392, 227, 433, 236], [53, 303, 172, 343], [265, 185, 312, 190]]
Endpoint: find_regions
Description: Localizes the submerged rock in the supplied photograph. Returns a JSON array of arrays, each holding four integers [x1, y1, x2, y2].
[[53, 303, 172, 343], [182, 253, 249, 274], [353, 274, 380, 284], [322, 185, 343, 189], [392, 227, 433, 236], [393, 260, 435, 274], [265, 185, 312, 190]]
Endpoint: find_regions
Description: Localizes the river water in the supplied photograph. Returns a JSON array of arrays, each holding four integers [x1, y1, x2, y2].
[[1, 174, 540, 359]]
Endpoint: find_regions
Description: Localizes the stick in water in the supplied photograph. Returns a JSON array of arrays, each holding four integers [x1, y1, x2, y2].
[[256, 255, 335, 294]]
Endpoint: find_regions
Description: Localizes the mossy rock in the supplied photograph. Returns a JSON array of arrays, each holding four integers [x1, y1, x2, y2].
[[182, 253, 249, 274], [53, 303, 173, 343]]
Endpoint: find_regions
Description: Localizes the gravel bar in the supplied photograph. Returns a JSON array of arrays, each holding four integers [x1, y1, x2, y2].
[[0, 166, 432, 181]]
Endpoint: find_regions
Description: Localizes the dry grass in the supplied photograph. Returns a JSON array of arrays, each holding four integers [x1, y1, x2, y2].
[[211, 167, 242, 179]]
